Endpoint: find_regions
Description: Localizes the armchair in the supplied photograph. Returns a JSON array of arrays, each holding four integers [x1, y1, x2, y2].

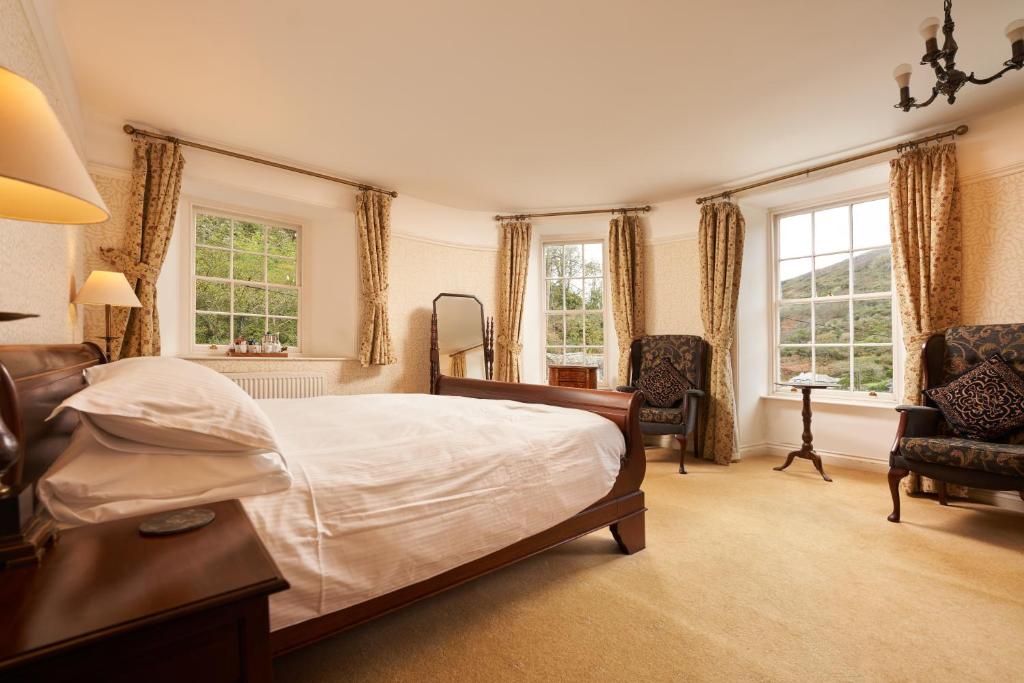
[[617, 335, 707, 474], [888, 324, 1024, 522]]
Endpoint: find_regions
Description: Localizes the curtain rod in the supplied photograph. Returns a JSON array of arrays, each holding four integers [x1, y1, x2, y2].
[[695, 124, 968, 205], [122, 124, 399, 197], [494, 205, 651, 222]]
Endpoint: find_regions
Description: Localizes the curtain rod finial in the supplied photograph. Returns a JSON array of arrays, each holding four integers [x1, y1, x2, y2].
[[122, 124, 135, 134], [954, 124, 968, 136]]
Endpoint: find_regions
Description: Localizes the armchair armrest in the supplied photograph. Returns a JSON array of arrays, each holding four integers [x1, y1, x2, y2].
[[615, 385, 638, 393], [890, 404, 942, 462], [685, 388, 705, 399]]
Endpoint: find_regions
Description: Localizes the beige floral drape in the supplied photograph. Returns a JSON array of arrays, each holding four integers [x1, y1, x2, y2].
[[449, 351, 467, 378], [356, 190, 396, 366], [495, 220, 531, 382], [889, 143, 963, 494], [698, 201, 745, 465], [100, 134, 184, 359], [608, 214, 646, 384]]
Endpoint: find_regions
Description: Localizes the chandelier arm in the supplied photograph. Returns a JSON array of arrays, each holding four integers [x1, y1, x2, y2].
[[912, 88, 941, 109], [966, 63, 1023, 86]]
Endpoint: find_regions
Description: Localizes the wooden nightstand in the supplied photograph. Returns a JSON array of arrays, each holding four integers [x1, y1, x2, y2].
[[548, 365, 599, 389], [0, 499, 288, 683]]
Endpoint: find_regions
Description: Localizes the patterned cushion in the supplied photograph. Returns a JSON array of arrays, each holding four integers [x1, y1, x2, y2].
[[924, 354, 1024, 440], [636, 357, 689, 408], [900, 437, 1024, 477], [638, 335, 703, 388], [943, 324, 1024, 381], [639, 406, 684, 425]]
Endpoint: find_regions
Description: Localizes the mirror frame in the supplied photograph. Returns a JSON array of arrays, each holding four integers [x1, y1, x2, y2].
[[430, 293, 493, 392]]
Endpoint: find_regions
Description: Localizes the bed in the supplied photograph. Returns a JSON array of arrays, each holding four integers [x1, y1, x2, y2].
[[0, 343, 646, 657]]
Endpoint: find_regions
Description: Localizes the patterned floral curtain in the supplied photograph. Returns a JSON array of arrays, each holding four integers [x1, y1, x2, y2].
[[449, 351, 467, 378], [356, 190, 396, 366], [495, 220, 531, 382], [608, 214, 646, 384], [698, 201, 745, 465], [889, 143, 963, 494], [100, 134, 184, 359]]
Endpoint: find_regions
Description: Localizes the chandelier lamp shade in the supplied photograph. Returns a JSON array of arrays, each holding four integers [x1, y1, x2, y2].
[[893, 1, 1024, 112], [0, 66, 109, 224]]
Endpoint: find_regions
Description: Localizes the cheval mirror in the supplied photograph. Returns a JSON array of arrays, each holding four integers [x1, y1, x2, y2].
[[430, 293, 493, 392]]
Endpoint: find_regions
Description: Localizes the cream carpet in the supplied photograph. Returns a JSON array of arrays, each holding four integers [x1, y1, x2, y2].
[[275, 451, 1024, 682]]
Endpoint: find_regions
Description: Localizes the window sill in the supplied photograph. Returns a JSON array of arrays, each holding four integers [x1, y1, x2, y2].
[[181, 355, 353, 362], [762, 392, 898, 410]]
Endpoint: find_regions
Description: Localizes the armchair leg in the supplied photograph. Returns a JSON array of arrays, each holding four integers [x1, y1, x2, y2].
[[675, 434, 687, 474], [887, 467, 909, 523], [937, 481, 949, 506]]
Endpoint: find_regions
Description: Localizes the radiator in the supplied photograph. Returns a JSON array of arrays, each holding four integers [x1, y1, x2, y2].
[[225, 372, 325, 399]]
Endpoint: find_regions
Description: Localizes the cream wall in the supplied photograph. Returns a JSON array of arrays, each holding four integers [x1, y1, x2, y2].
[[0, 0, 85, 345]]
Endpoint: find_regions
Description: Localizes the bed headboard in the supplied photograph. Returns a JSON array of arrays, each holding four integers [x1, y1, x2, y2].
[[0, 343, 105, 490]]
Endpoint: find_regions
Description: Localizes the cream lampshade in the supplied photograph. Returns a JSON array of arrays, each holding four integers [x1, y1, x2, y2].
[[0, 66, 109, 224], [74, 271, 142, 358]]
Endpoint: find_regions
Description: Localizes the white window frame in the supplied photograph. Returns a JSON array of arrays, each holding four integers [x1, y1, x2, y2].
[[769, 192, 901, 403], [540, 237, 611, 387], [189, 204, 303, 355]]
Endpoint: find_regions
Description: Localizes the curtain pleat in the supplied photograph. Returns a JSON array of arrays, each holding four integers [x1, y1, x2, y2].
[[698, 201, 745, 465], [356, 191, 397, 366], [608, 214, 645, 384], [495, 221, 531, 382], [889, 143, 963, 494], [100, 134, 184, 359], [449, 351, 467, 378]]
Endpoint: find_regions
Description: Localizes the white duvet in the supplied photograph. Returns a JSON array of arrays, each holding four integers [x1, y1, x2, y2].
[[245, 393, 625, 631]]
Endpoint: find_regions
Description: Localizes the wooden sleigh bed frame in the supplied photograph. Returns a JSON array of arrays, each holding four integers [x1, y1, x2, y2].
[[0, 343, 647, 657]]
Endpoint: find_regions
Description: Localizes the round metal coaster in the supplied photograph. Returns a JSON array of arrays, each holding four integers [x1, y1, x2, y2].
[[139, 507, 216, 536]]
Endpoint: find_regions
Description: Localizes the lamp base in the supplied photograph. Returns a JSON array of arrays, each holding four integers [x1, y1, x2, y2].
[[0, 484, 58, 569]]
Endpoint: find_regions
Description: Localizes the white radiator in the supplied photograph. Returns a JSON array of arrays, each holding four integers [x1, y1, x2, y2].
[[225, 372, 325, 399]]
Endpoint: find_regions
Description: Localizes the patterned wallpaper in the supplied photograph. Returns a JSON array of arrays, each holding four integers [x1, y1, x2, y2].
[[961, 170, 1024, 325], [0, 0, 85, 344], [83, 173, 134, 343], [645, 237, 702, 335]]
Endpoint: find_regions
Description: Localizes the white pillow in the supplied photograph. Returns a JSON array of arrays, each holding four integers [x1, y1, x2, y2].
[[49, 356, 279, 456], [38, 429, 292, 526]]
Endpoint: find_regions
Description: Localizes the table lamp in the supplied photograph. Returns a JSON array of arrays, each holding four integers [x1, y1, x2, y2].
[[74, 271, 142, 358], [0, 66, 110, 567]]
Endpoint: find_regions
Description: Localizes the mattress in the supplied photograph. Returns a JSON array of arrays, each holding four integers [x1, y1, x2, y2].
[[242, 393, 625, 631]]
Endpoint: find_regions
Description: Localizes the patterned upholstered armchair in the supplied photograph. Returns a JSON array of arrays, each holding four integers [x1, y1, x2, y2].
[[888, 324, 1024, 522], [616, 335, 707, 474]]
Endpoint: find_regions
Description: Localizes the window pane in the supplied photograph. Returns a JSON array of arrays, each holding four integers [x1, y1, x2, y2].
[[544, 245, 564, 277], [779, 347, 812, 382], [269, 288, 298, 317], [813, 206, 849, 254], [564, 245, 583, 277], [565, 280, 584, 310], [815, 301, 850, 343], [854, 346, 894, 393], [268, 317, 298, 347], [779, 302, 811, 344], [546, 347, 564, 367], [583, 278, 603, 310], [234, 252, 264, 282], [195, 280, 230, 312], [778, 214, 811, 259], [583, 243, 603, 277], [852, 247, 892, 294], [195, 247, 230, 279], [853, 299, 892, 342], [779, 258, 812, 299], [547, 280, 565, 310], [268, 257, 296, 286], [234, 221, 266, 252], [195, 313, 230, 345], [813, 253, 850, 297], [586, 347, 605, 382], [584, 312, 604, 346], [235, 283, 266, 315], [564, 347, 584, 365], [196, 214, 231, 247], [816, 347, 850, 389], [853, 198, 889, 249], [234, 314, 265, 341], [565, 314, 584, 346], [268, 227, 297, 257], [546, 314, 564, 345]]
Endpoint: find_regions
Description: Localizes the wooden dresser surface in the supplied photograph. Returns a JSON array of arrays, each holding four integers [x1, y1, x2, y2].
[[548, 365, 598, 389]]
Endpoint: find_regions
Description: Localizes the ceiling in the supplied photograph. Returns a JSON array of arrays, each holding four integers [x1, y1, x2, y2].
[[56, 0, 1024, 211]]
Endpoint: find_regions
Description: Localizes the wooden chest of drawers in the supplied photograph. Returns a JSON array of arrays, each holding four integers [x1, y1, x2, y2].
[[548, 365, 598, 389]]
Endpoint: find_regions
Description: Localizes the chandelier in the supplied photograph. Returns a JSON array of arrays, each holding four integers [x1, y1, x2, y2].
[[893, 0, 1023, 111]]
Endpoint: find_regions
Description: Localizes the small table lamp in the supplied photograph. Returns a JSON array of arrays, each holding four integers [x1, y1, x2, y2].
[[74, 271, 142, 359]]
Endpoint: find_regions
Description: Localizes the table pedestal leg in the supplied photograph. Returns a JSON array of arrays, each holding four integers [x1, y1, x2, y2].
[[773, 386, 832, 482]]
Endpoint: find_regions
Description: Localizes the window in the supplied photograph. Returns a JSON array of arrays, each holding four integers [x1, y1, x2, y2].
[[543, 241, 607, 383], [191, 208, 301, 351], [774, 196, 895, 397]]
